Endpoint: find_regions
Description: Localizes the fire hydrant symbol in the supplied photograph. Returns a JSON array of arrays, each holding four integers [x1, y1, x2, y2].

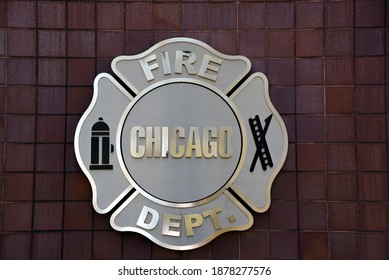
[[90, 117, 114, 170], [74, 38, 288, 250]]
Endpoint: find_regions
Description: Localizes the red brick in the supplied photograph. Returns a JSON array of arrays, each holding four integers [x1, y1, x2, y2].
[[183, 3, 209, 30], [210, 3, 237, 30], [1, 233, 32, 259], [67, 59, 96, 86], [68, 2, 95, 30], [38, 59, 66, 86], [93, 212, 111, 231], [356, 115, 386, 142], [33, 202, 63, 231], [296, 115, 324, 143], [251, 211, 269, 230], [8, 29, 36, 57], [269, 231, 299, 259], [37, 87, 66, 115], [6, 115, 36, 143], [238, 31, 265, 58], [8, 1, 36, 28], [325, 58, 353, 85], [93, 231, 122, 260], [296, 2, 323, 29], [326, 115, 355, 143], [356, 86, 386, 113], [4, 173, 34, 202], [356, 28, 385, 56], [0, 30, 4, 57], [298, 172, 327, 201], [325, 29, 354, 57], [154, 3, 181, 30], [269, 200, 298, 230], [272, 172, 297, 200], [63, 231, 93, 260], [356, 57, 385, 85], [34, 173, 64, 201], [328, 173, 357, 201], [210, 232, 239, 259], [267, 58, 295, 86], [327, 144, 356, 172], [181, 243, 210, 260], [329, 202, 359, 231], [126, 3, 153, 31], [152, 243, 181, 260], [267, 31, 294, 58], [325, 1, 353, 28], [330, 233, 360, 260], [238, 2, 265, 30], [325, 87, 354, 114], [357, 144, 387, 171], [299, 202, 327, 230], [283, 144, 296, 172], [0, 1, 5, 27], [267, 2, 294, 30], [210, 31, 237, 55], [5, 144, 35, 172], [270, 87, 295, 115], [7, 59, 36, 86], [36, 144, 64, 172], [97, 31, 124, 58], [65, 172, 92, 201], [68, 31, 95, 58], [32, 232, 62, 260], [38, 30, 66, 57], [297, 144, 325, 171], [296, 59, 324, 86], [2, 203, 33, 232], [38, 1, 66, 29], [358, 173, 388, 202], [240, 231, 269, 259], [355, 0, 384, 27], [97, 2, 124, 30], [296, 30, 323, 58], [360, 203, 389, 231], [300, 232, 329, 260], [66, 115, 80, 143], [0, 59, 4, 85], [64, 202, 93, 230], [361, 233, 389, 259], [66, 144, 81, 172], [37, 115, 66, 143]]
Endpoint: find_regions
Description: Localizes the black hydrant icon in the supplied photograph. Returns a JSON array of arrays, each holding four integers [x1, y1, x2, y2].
[[89, 117, 114, 170]]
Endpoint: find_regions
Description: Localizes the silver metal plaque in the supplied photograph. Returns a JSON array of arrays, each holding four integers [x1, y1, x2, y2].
[[75, 37, 288, 250]]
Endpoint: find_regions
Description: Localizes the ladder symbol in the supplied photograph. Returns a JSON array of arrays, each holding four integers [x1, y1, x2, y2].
[[248, 114, 273, 172]]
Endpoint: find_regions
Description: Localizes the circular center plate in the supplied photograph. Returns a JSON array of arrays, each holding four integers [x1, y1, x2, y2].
[[120, 81, 244, 206]]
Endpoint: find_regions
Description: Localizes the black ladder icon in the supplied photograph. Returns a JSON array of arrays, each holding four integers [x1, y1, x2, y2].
[[248, 114, 273, 172]]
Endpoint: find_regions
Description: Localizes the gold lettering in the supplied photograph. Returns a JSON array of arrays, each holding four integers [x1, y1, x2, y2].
[[185, 214, 203, 237], [146, 126, 161, 158], [203, 206, 222, 230], [185, 127, 202, 158], [170, 126, 185, 158], [218, 126, 233, 158], [162, 214, 181, 237], [130, 126, 145, 158]]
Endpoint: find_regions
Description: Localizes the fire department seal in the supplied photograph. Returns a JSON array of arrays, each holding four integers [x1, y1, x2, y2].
[[74, 37, 288, 250]]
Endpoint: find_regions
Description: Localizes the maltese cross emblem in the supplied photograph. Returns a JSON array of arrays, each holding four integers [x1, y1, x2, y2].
[[75, 38, 288, 250]]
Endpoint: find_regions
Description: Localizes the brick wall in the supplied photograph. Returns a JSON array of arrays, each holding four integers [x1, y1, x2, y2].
[[1, 0, 388, 259]]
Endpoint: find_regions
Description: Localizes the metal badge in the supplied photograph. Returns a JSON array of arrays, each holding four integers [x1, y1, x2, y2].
[[74, 38, 288, 250]]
